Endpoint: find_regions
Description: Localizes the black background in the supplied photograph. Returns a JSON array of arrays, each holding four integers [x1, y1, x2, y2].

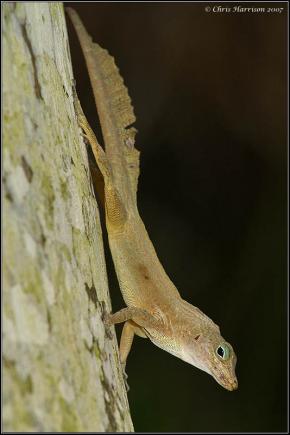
[[66, 2, 287, 432]]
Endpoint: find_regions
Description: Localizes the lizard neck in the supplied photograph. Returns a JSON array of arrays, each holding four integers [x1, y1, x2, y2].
[[174, 298, 220, 332]]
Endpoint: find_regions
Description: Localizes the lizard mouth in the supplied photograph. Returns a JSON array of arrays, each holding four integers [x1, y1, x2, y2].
[[214, 374, 238, 391], [225, 378, 238, 391], [213, 374, 238, 391]]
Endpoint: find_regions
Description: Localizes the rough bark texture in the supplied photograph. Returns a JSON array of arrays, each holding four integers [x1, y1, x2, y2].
[[3, 3, 133, 432]]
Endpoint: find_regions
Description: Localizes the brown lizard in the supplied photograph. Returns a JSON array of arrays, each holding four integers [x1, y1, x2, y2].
[[66, 8, 238, 392]]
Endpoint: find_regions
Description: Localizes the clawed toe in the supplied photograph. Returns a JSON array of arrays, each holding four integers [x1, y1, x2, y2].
[[80, 131, 89, 141]]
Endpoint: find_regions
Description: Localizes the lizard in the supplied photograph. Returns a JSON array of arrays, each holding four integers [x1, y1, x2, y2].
[[66, 7, 238, 392]]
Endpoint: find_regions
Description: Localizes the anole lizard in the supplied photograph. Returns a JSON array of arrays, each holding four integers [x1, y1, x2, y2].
[[66, 8, 238, 391]]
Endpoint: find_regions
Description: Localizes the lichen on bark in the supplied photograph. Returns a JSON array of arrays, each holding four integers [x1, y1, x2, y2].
[[3, 2, 133, 432]]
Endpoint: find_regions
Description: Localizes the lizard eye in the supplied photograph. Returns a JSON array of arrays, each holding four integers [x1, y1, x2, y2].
[[216, 344, 230, 361]]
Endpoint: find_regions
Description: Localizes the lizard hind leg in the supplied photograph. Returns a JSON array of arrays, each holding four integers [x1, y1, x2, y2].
[[104, 183, 128, 230], [73, 89, 127, 228], [73, 87, 111, 181]]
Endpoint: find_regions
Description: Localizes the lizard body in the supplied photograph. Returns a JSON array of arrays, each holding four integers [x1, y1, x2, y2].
[[67, 8, 238, 391]]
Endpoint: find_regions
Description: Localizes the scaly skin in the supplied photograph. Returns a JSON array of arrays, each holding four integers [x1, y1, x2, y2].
[[67, 7, 238, 391]]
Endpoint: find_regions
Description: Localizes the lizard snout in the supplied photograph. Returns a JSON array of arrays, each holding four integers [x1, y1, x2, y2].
[[227, 377, 238, 391]]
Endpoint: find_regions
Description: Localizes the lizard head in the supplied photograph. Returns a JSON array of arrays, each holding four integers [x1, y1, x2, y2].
[[180, 325, 238, 391], [175, 301, 238, 391]]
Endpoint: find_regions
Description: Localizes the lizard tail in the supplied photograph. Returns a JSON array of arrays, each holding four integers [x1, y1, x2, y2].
[[66, 7, 140, 208]]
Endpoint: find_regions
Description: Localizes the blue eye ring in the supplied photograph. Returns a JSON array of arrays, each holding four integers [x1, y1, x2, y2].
[[216, 343, 230, 360]]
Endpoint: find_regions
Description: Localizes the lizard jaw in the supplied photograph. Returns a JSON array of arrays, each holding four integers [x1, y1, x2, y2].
[[213, 372, 238, 391]]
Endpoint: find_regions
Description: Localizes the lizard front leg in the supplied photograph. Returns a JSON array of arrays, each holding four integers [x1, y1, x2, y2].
[[105, 307, 160, 388], [105, 306, 160, 329], [118, 321, 146, 391]]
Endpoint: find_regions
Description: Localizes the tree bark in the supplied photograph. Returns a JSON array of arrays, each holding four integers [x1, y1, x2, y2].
[[3, 2, 133, 432]]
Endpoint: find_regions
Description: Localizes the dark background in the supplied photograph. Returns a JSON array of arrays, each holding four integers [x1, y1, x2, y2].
[[66, 2, 287, 432]]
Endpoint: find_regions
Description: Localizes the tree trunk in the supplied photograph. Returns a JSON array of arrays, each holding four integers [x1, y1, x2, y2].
[[3, 2, 133, 432]]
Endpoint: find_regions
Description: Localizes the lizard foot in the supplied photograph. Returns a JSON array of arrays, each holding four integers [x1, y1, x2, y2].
[[80, 131, 90, 142], [101, 309, 113, 339], [103, 312, 113, 326]]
